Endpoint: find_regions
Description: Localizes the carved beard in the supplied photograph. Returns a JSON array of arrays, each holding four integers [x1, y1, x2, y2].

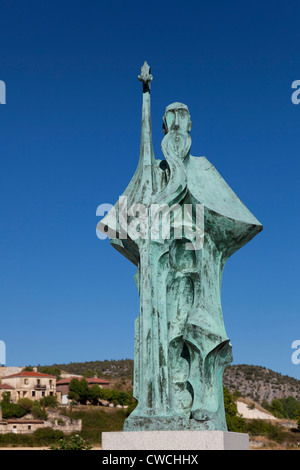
[[162, 130, 191, 161], [155, 130, 192, 206]]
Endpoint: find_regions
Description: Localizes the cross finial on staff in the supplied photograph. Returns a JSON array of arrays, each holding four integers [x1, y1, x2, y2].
[[138, 61, 153, 88]]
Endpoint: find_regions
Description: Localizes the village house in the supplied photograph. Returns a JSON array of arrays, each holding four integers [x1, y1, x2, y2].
[[0, 406, 81, 435], [0, 416, 45, 435], [56, 376, 110, 404], [0, 369, 61, 404], [0, 368, 88, 435]]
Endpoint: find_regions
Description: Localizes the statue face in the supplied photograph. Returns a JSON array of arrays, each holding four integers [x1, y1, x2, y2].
[[163, 103, 192, 135]]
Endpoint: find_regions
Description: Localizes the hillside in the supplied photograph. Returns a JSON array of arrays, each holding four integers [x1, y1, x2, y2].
[[39, 359, 134, 380], [223, 364, 300, 403], [39, 360, 300, 404]]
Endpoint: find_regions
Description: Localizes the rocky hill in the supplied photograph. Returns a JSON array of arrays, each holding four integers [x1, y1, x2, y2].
[[0, 366, 23, 377], [223, 364, 300, 403], [41, 360, 300, 405]]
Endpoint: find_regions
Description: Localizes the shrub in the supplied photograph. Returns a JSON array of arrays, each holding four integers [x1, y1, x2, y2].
[[82, 369, 95, 378], [40, 395, 58, 408], [263, 396, 300, 419], [246, 419, 286, 443], [223, 387, 247, 433], [31, 402, 48, 420], [125, 400, 138, 417], [247, 419, 272, 436], [38, 366, 61, 380], [268, 399, 286, 419], [1, 391, 11, 404], [0, 428, 64, 447], [98, 388, 131, 406], [18, 398, 34, 413], [0, 433, 33, 447], [1, 403, 27, 419], [68, 378, 89, 405], [49, 434, 92, 450], [32, 427, 64, 446]]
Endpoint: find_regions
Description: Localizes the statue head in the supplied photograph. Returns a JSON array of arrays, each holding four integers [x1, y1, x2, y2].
[[162, 102, 192, 135]]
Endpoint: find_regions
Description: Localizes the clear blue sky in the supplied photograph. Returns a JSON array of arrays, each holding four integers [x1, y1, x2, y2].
[[1, 0, 300, 379]]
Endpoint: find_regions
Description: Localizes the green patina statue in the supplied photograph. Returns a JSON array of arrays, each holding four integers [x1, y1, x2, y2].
[[98, 62, 262, 432]]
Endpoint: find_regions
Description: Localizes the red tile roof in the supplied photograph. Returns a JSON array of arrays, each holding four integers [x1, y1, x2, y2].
[[86, 377, 110, 385], [56, 377, 81, 385], [0, 384, 14, 389], [2, 371, 56, 379], [6, 420, 44, 424]]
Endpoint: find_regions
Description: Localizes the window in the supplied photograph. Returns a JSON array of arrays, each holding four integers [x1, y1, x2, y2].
[[28, 425, 31, 431], [24, 379, 28, 384], [32, 391, 35, 397]]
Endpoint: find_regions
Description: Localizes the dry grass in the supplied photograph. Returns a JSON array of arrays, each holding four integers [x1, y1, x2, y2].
[[237, 396, 275, 415]]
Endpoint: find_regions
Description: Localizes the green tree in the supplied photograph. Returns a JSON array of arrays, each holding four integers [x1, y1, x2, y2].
[[1, 391, 11, 405], [268, 398, 286, 419], [38, 366, 61, 380], [223, 387, 247, 433], [262, 396, 300, 419], [88, 385, 101, 405], [98, 388, 118, 403], [125, 400, 138, 417], [117, 391, 131, 406], [82, 369, 95, 378], [68, 378, 90, 405], [31, 401, 48, 420], [1, 403, 27, 419], [261, 399, 270, 411], [18, 398, 34, 413], [295, 410, 300, 431], [39, 395, 58, 408], [96, 387, 132, 406], [280, 396, 300, 419]]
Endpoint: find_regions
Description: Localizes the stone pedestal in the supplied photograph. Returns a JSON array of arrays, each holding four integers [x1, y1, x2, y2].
[[102, 430, 249, 450]]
